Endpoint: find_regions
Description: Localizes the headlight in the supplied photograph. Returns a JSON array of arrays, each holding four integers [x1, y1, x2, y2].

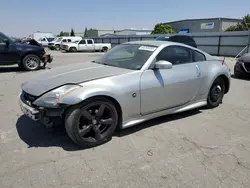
[[33, 84, 81, 108]]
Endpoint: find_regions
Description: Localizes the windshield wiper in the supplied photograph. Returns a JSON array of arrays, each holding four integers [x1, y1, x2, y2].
[[91, 60, 116, 67]]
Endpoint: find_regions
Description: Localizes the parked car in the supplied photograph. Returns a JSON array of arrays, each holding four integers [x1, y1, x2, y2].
[[37, 37, 55, 47], [0, 32, 53, 71], [48, 36, 82, 50], [234, 52, 250, 78], [155, 34, 197, 48], [61, 39, 111, 52], [19, 40, 230, 147]]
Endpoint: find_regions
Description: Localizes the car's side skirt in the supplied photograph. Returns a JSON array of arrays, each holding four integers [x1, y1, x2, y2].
[[121, 100, 207, 129]]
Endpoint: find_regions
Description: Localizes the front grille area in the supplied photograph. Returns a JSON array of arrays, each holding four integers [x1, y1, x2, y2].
[[243, 63, 250, 72]]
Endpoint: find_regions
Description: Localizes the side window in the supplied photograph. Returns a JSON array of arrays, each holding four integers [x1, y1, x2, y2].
[[41, 38, 46, 41], [79, 40, 86, 44], [193, 50, 206, 62], [68, 39, 71, 42], [156, 46, 192, 65], [87, 40, 93, 44], [62, 39, 67, 42], [0, 37, 4, 43]]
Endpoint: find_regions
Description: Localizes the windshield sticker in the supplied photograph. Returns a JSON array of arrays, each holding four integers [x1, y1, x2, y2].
[[139, 46, 157, 52]]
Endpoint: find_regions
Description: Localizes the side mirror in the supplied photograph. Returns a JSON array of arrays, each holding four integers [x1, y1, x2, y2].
[[3, 39, 10, 46], [154, 60, 172, 69]]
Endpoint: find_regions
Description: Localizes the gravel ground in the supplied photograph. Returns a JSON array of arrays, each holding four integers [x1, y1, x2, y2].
[[0, 51, 250, 188]]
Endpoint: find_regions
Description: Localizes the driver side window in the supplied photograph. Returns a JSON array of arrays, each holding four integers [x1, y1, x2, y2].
[[79, 40, 86, 44], [156, 45, 192, 65]]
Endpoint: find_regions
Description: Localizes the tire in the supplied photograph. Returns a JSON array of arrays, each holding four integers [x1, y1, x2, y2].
[[65, 97, 118, 148], [55, 45, 60, 51], [102, 47, 108, 52], [22, 54, 41, 71], [69, 47, 77, 52], [206, 77, 225, 109]]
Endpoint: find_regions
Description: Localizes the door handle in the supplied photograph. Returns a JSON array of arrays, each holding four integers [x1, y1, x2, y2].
[[196, 65, 201, 77]]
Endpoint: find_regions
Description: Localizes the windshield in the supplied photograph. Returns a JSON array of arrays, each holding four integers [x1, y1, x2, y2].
[[93, 44, 157, 70], [155, 36, 169, 41], [55, 37, 62, 42], [0, 32, 15, 43]]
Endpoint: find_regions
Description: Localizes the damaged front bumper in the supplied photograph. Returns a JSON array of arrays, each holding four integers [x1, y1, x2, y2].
[[19, 92, 65, 128], [41, 53, 53, 64]]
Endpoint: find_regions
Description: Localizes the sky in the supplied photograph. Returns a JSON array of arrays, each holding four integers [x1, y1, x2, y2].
[[0, 0, 249, 37]]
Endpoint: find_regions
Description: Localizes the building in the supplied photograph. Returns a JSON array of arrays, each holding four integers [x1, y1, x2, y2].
[[114, 29, 152, 35], [85, 29, 115, 37], [163, 18, 242, 33]]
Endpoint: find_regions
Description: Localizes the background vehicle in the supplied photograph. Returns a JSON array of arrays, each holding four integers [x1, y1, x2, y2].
[[155, 34, 197, 48], [48, 36, 82, 50], [19, 40, 230, 148], [32, 32, 55, 47], [234, 52, 250, 78], [36, 37, 55, 47], [0, 32, 53, 71], [61, 39, 111, 52], [32, 32, 54, 41]]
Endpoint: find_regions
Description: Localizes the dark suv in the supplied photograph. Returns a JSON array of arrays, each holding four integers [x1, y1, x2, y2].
[[0, 32, 53, 71], [155, 34, 197, 48]]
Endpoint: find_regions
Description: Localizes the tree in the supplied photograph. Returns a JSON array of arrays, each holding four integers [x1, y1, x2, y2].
[[84, 27, 88, 37], [225, 14, 250, 32], [151, 23, 175, 34], [56, 31, 64, 37], [70, 28, 75, 36]]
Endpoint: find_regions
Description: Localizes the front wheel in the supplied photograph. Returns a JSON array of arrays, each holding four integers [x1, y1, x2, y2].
[[69, 47, 77, 52], [206, 77, 225, 109], [22, 54, 41, 71], [65, 98, 118, 148], [55, 44, 60, 51]]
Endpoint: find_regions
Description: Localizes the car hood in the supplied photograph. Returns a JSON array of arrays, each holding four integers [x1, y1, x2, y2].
[[16, 42, 42, 49], [21, 62, 133, 96]]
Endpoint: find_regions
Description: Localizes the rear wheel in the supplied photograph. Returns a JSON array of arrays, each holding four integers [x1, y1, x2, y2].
[[206, 77, 225, 109], [102, 47, 108, 52], [22, 54, 41, 71], [65, 97, 118, 148]]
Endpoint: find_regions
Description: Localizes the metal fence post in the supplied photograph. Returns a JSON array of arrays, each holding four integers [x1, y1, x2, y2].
[[217, 35, 221, 56], [247, 30, 250, 53]]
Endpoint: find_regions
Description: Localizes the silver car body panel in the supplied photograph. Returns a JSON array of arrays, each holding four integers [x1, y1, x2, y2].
[[21, 41, 231, 129]]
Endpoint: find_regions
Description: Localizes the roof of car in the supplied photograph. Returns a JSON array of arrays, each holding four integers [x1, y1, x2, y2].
[[123, 40, 178, 47]]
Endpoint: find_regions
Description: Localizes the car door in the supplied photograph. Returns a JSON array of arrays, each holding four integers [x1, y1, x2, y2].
[[140, 45, 202, 115], [40, 38, 48, 46], [86, 39, 95, 51], [78, 40, 87, 51], [0, 37, 19, 65]]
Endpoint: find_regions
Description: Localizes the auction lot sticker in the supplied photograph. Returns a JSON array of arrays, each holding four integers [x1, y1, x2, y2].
[[139, 46, 157, 51]]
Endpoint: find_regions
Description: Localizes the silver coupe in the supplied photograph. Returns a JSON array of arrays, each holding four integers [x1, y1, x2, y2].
[[19, 41, 231, 147]]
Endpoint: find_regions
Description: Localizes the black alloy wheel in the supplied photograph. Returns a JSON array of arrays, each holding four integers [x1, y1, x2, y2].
[[65, 98, 118, 148], [206, 77, 225, 109]]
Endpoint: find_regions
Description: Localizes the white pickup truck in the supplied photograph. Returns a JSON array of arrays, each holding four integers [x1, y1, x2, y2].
[[61, 39, 111, 52]]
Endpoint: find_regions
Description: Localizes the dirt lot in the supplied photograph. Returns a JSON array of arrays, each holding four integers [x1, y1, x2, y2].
[[0, 51, 250, 188]]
